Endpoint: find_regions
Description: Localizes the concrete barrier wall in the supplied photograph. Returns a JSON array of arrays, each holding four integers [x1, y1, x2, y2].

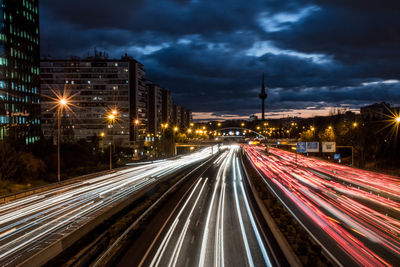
[[16, 159, 205, 267], [240, 153, 302, 267], [17, 177, 156, 267]]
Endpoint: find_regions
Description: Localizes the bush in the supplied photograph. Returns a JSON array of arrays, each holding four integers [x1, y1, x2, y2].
[[0, 142, 19, 181]]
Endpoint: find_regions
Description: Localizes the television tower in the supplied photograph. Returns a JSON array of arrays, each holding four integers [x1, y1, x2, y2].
[[259, 72, 267, 120]]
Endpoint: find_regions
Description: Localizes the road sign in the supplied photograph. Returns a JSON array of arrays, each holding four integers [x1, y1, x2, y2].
[[334, 153, 341, 160], [297, 142, 306, 153], [306, 142, 319, 152], [322, 142, 336, 153]]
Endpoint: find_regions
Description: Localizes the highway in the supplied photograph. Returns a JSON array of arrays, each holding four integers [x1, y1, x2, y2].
[[131, 145, 281, 267], [246, 145, 400, 266], [0, 147, 217, 266]]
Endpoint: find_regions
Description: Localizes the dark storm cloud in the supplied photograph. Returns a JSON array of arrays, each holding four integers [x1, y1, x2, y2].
[[40, 0, 400, 117]]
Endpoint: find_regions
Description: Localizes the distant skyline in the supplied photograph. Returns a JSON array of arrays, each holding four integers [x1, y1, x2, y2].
[[40, 0, 400, 120]]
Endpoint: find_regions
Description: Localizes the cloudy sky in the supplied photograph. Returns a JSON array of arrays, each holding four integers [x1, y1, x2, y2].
[[40, 0, 400, 120]]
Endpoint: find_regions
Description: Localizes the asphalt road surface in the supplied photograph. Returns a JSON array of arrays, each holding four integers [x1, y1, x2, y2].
[[0, 147, 216, 266], [119, 145, 282, 267], [246, 145, 400, 267]]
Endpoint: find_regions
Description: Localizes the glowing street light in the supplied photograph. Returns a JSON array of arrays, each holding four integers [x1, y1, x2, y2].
[[353, 122, 358, 128], [241, 122, 245, 127], [217, 122, 222, 127], [107, 109, 118, 170], [57, 98, 69, 183], [174, 126, 179, 132], [396, 117, 400, 123]]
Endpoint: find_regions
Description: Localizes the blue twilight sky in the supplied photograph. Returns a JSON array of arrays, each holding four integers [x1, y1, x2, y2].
[[39, 0, 400, 120]]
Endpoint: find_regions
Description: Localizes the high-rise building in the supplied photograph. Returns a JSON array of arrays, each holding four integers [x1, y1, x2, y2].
[[0, 0, 41, 143], [172, 103, 181, 127], [40, 53, 147, 148], [147, 82, 163, 134], [161, 89, 172, 124]]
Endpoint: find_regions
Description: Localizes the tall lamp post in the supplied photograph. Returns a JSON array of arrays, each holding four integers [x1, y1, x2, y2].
[[57, 98, 67, 183], [134, 119, 139, 157], [107, 109, 117, 170]]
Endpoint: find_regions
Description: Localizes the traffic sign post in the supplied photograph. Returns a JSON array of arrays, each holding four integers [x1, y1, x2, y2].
[[297, 142, 306, 153], [296, 142, 306, 165], [306, 142, 319, 152]]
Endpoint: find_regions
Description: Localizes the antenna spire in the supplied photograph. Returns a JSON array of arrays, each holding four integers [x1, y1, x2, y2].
[[259, 72, 268, 120]]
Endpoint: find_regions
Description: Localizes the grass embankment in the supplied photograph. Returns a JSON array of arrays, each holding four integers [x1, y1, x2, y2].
[[0, 179, 49, 196], [0, 163, 118, 198]]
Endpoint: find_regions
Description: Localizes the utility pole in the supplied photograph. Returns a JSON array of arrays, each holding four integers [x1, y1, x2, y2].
[[259, 72, 267, 121]]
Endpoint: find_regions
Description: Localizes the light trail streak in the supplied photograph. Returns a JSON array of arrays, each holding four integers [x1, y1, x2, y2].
[[0, 147, 217, 266], [141, 146, 273, 267], [245, 145, 400, 266], [235, 156, 272, 267]]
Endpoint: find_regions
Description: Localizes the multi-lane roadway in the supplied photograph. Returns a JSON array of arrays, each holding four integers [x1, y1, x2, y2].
[[125, 145, 282, 267], [0, 147, 216, 266], [246, 145, 400, 266]]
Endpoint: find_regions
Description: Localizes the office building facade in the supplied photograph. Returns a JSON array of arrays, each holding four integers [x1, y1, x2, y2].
[[0, 0, 40, 143]]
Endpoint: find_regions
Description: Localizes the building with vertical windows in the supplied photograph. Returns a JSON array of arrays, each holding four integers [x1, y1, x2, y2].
[[40, 53, 148, 149], [0, 0, 41, 143], [180, 106, 191, 129], [162, 89, 172, 124], [172, 104, 182, 127], [147, 82, 163, 134]]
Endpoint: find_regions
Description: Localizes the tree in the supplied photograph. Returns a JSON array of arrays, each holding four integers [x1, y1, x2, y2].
[[17, 152, 46, 182], [298, 130, 314, 142], [0, 142, 19, 181], [318, 128, 335, 141]]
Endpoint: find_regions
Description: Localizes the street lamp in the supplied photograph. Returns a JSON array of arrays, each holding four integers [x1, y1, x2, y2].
[[396, 117, 400, 123], [107, 109, 118, 170], [353, 122, 358, 128], [134, 119, 139, 158], [57, 98, 68, 183], [174, 126, 178, 132]]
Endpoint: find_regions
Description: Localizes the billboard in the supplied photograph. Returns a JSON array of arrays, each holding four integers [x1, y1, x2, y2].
[[297, 142, 306, 153], [306, 142, 319, 152], [322, 142, 336, 152]]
